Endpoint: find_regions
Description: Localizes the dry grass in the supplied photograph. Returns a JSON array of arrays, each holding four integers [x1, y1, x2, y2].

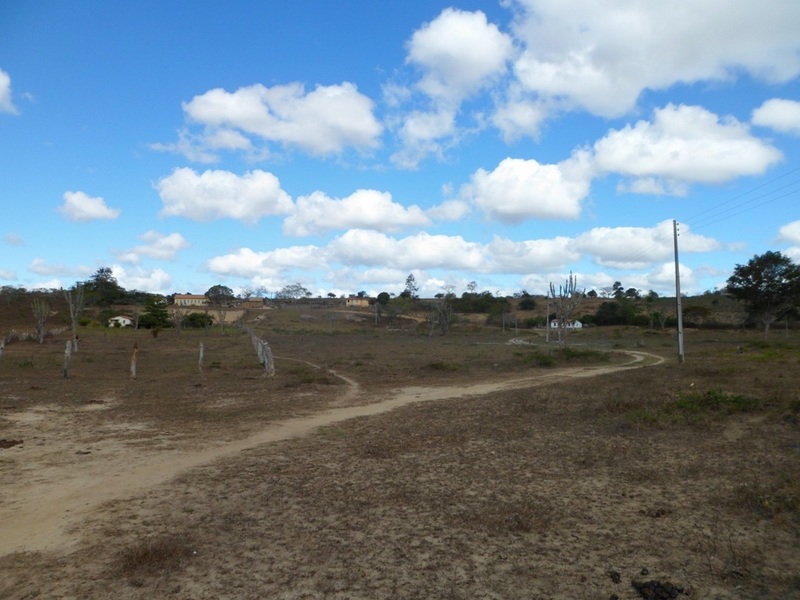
[[1, 310, 799, 599]]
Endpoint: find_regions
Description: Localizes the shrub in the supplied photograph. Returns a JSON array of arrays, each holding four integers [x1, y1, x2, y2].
[[672, 389, 759, 414], [182, 312, 214, 329], [426, 361, 460, 372]]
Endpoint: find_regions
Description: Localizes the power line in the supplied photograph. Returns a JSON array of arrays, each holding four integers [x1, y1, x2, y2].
[[680, 166, 800, 231], [597, 165, 799, 278]]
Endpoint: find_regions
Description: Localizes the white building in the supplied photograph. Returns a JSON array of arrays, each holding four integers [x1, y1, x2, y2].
[[173, 294, 209, 307], [108, 315, 133, 328]]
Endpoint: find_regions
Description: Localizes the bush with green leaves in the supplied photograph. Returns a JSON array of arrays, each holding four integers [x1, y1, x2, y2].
[[181, 312, 214, 329]]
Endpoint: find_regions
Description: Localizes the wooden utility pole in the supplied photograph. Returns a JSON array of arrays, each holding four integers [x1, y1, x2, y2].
[[545, 294, 550, 344], [673, 220, 685, 364]]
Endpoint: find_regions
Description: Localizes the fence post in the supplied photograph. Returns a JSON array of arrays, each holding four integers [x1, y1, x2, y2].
[[130, 342, 139, 380], [63, 340, 72, 379]]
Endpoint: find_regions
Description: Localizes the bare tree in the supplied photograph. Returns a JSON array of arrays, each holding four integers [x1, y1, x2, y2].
[[427, 286, 454, 336], [63, 283, 85, 351], [31, 298, 49, 343], [549, 272, 585, 348]]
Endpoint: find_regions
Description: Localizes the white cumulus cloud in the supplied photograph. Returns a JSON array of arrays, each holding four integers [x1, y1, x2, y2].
[[574, 220, 720, 269], [486, 236, 580, 273], [647, 261, 696, 292], [778, 220, 800, 244], [460, 156, 591, 223], [174, 82, 382, 160], [328, 230, 487, 271], [111, 265, 172, 294], [58, 191, 121, 222], [778, 220, 800, 262], [509, 0, 800, 117], [29, 258, 75, 276], [752, 98, 800, 136], [116, 231, 190, 264], [206, 246, 322, 279], [0, 68, 18, 114], [390, 108, 458, 168], [407, 8, 514, 103], [283, 189, 431, 237], [593, 104, 783, 192], [156, 168, 293, 223], [491, 92, 548, 142], [390, 8, 514, 167]]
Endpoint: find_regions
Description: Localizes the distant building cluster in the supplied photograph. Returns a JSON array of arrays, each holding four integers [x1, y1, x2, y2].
[[173, 294, 209, 307]]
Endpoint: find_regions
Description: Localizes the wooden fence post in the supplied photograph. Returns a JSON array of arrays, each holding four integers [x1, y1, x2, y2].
[[130, 342, 139, 380], [63, 340, 72, 379]]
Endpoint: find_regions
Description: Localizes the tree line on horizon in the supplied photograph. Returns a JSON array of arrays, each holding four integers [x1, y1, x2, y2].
[[1, 251, 798, 336]]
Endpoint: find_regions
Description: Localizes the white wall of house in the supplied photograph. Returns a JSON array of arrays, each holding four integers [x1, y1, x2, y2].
[[550, 320, 583, 329], [108, 316, 133, 327]]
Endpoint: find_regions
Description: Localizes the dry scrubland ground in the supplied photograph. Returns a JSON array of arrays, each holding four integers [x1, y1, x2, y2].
[[0, 308, 799, 599]]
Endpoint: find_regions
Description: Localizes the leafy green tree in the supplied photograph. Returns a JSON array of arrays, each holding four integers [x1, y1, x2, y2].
[[593, 297, 639, 326], [138, 296, 171, 329], [452, 290, 510, 314], [683, 305, 711, 328], [205, 285, 234, 333], [276, 283, 311, 299], [85, 267, 124, 307], [376, 291, 391, 306], [206, 284, 235, 305], [726, 250, 800, 335], [401, 273, 419, 299]]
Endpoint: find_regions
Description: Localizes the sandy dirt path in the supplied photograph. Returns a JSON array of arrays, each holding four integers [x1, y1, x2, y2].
[[0, 350, 663, 557]]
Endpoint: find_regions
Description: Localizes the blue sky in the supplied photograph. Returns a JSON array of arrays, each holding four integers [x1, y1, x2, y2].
[[2, 0, 799, 299]]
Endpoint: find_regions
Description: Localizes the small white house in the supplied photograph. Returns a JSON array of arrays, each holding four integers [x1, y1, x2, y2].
[[108, 315, 133, 328], [550, 319, 583, 329]]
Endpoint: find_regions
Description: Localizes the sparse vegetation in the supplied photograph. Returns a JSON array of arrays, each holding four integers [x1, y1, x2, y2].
[[0, 301, 798, 599]]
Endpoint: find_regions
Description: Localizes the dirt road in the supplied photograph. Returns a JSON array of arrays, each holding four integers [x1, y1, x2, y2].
[[0, 350, 663, 557]]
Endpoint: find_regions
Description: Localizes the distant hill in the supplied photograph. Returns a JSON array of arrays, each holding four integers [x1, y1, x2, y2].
[[0, 287, 751, 337], [0, 288, 72, 333]]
